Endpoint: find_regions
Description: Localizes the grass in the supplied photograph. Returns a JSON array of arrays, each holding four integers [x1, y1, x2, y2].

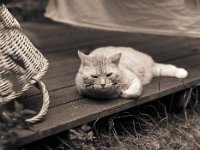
[[20, 86, 200, 150]]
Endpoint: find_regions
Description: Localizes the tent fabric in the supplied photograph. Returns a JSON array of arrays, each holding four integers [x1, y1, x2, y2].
[[45, 0, 200, 37]]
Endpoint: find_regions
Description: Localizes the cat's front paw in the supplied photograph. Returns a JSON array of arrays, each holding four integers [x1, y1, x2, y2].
[[121, 89, 142, 99], [176, 68, 188, 78]]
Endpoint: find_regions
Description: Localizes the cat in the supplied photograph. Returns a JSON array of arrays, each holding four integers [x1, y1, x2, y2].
[[75, 46, 188, 99]]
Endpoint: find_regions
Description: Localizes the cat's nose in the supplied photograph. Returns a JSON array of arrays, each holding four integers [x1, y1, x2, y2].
[[100, 83, 106, 88], [100, 78, 106, 88]]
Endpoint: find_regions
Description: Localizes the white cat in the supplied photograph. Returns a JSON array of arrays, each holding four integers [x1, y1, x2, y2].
[[75, 46, 188, 99]]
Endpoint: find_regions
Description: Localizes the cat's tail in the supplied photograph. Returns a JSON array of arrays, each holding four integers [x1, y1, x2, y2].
[[152, 63, 188, 79]]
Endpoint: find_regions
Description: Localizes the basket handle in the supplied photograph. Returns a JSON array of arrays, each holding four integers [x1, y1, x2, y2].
[[25, 79, 50, 124]]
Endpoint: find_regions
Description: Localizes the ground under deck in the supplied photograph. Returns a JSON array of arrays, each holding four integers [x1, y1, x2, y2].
[[17, 21, 200, 146]]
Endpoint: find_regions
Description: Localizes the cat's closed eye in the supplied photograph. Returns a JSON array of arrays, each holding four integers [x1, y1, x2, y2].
[[106, 73, 113, 77], [91, 75, 98, 78]]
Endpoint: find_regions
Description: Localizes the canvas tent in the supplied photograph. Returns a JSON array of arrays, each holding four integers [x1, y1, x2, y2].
[[45, 0, 200, 37]]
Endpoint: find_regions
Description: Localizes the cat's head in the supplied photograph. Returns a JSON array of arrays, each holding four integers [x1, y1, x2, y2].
[[77, 50, 122, 93]]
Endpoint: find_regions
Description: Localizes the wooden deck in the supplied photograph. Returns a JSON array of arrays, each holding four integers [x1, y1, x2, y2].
[[17, 21, 200, 146]]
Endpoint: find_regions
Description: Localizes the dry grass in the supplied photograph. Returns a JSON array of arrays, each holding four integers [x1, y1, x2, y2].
[[21, 86, 200, 150], [93, 110, 200, 150]]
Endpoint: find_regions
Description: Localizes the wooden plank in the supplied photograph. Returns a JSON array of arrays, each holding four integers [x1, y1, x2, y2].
[[22, 22, 200, 54], [20, 22, 200, 96], [17, 51, 200, 146], [21, 45, 200, 99], [18, 22, 200, 106], [15, 22, 200, 146], [43, 44, 200, 80], [17, 64, 200, 146], [20, 51, 200, 110]]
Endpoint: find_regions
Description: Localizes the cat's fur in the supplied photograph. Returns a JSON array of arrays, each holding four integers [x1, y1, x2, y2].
[[75, 46, 188, 99]]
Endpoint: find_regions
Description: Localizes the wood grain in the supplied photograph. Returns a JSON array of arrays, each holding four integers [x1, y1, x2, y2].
[[18, 64, 200, 146], [16, 22, 200, 146]]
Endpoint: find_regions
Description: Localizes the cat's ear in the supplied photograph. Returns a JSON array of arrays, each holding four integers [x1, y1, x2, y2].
[[110, 53, 122, 65], [78, 50, 91, 66]]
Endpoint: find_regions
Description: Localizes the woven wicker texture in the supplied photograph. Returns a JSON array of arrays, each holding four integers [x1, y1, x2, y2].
[[0, 4, 48, 102], [0, 4, 49, 123]]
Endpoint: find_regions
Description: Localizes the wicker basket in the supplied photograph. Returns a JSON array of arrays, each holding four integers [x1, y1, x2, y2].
[[0, 4, 49, 123]]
